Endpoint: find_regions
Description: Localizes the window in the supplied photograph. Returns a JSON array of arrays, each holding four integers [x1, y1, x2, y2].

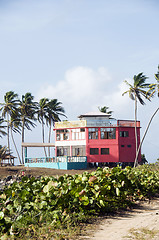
[[72, 146, 86, 156], [101, 148, 109, 155], [90, 148, 99, 155], [121, 145, 125, 147], [88, 128, 98, 139], [75, 148, 80, 156], [120, 131, 129, 137], [127, 145, 131, 148], [71, 128, 85, 140], [57, 147, 70, 156], [80, 128, 85, 132], [101, 128, 116, 139], [56, 129, 70, 141]]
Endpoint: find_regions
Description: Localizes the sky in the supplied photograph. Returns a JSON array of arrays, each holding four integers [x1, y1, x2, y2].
[[0, 0, 159, 163]]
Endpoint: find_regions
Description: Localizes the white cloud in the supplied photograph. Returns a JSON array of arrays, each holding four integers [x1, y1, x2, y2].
[[37, 66, 132, 119]]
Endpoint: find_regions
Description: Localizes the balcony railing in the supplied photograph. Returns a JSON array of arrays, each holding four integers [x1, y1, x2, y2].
[[117, 120, 140, 127], [54, 119, 140, 129], [25, 156, 87, 163]]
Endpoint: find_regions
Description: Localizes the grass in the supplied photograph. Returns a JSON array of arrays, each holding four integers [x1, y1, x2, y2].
[[124, 227, 159, 240]]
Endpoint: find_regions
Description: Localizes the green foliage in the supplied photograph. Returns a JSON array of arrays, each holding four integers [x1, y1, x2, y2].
[[0, 165, 159, 239]]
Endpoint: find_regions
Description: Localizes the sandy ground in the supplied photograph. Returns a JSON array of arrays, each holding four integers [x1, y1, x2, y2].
[[0, 166, 94, 179], [84, 198, 159, 240]]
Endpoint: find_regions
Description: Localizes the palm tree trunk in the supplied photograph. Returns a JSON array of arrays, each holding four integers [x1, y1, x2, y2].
[[11, 128, 22, 165], [21, 119, 25, 164], [48, 123, 51, 157], [134, 107, 159, 164], [7, 113, 12, 165], [42, 120, 47, 158], [134, 95, 138, 167]]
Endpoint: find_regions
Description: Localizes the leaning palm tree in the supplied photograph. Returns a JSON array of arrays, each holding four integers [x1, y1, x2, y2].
[[37, 98, 49, 158], [122, 73, 152, 167], [134, 66, 159, 163], [0, 117, 7, 138], [0, 91, 19, 164], [19, 93, 37, 164], [47, 99, 66, 156]]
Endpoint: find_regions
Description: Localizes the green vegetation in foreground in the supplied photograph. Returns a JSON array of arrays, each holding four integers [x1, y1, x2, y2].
[[0, 164, 159, 239]]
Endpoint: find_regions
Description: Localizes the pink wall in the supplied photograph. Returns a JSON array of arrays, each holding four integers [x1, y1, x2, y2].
[[86, 127, 141, 163], [118, 127, 141, 162]]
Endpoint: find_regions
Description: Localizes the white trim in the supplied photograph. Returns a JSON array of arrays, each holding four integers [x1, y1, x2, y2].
[[55, 140, 86, 146]]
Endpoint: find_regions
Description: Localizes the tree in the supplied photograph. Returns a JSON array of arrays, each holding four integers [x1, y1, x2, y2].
[[0, 91, 19, 165], [0, 145, 10, 166], [147, 65, 159, 98], [47, 99, 66, 156], [0, 117, 7, 138], [134, 66, 159, 164], [37, 98, 49, 157], [9, 112, 22, 165], [98, 106, 113, 115], [122, 73, 152, 167], [19, 93, 37, 164]]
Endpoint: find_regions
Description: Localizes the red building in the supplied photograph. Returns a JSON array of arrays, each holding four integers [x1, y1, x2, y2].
[[54, 112, 141, 166]]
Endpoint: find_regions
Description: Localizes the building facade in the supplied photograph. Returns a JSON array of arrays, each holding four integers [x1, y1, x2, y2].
[[54, 112, 141, 165]]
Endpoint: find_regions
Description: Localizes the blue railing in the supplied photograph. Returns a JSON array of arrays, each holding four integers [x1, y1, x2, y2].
[[25, 156, 87, 164]]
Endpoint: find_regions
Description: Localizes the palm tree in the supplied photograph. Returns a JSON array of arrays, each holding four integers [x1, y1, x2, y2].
[[19, 93, 37, 164], [122, 73, 152, 167], [37, 98, 49, 157], [0, 117, 7, 138], [134, 66, 159, 163], [0, 91, 19, 164], [147, 65, 159, 98], [0, 145, 10, 166], [9, 112, 22, 165], [47, 99, 66, 156], [98, 106, 113, 115]]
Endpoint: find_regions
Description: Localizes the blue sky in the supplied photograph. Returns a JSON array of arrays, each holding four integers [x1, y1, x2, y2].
[[0, 0, 159, 163]]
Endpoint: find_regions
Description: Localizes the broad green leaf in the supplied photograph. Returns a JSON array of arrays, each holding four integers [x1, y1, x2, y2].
[[16, 215, 23, 221], [116, 187, 120, 196], [43, 181, 56, 193], [99, 200, 105, 207], [94, 184, 100, 191], [82, 176, 88, 182], [4, 217, 12, 223], [0, 194, 6, 200], [12, 191, 15, 197], [0, 211, 4, 220]]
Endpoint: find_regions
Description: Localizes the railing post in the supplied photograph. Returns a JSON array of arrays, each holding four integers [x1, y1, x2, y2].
[[25, 147, 27, 163]]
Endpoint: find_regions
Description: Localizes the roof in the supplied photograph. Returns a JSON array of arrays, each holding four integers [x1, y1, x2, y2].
[[78, 111, 111, 118], [22, 143, 55, 147]]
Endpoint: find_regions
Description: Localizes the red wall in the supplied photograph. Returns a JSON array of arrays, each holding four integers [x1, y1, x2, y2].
[[86, 127, 119, 163], [118, 127, 141, 162], [86, 127, 141, 163]]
